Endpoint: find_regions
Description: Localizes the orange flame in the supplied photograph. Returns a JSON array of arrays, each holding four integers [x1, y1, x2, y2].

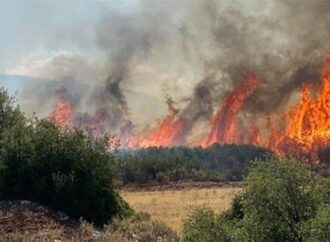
[[127, 104, 184, 148], [275, 55, 330, 161], [48, 55, 330, 163], [50, 99, 75, 127], [201, 74, 263, 147]]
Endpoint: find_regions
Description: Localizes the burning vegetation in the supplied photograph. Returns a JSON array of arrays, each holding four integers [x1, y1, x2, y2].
[[50, 92, 75, 128], [49, 54, 330, 163], [275, 55, 330, 162], [10, 0, 327, 164]]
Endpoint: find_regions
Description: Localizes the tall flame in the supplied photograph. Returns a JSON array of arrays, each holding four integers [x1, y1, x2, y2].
[[275, 55, 330, 161], [50, 99, 75, 127], [48, 55, 330, 163], [201, 74, 263, 146], [127, 101, 184, 148]]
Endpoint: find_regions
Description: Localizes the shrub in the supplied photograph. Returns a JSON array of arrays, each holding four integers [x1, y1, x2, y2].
[[0, 119, 132, 225], [224, 157, 330, 242], [103, 212, 180, 242], [181, 157, 330, 241], [302, 204, 330, 241], [240, 157, 319, 242], [182, 206, 230, 242], [0, 87, 24, 137]]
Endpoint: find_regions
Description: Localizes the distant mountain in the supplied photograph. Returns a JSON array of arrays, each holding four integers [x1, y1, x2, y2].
[[0, 73, 52, 94]]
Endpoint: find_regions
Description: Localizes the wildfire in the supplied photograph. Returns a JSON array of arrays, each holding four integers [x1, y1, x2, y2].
[[200, 74, 263, 147], [275, 55, 330, 161], [48, 55, 330, 163], [50, 98, 75, 127], [126, 98, 185, 148]]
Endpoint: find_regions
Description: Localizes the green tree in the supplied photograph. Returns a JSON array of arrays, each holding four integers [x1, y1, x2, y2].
[[240, 157, 320, 242], [0, 119, 131, 225], [0, 87, 24, 136], [302, 204, 330, 241], [181, 157, 330, 241], [182, 206, 230, 242]]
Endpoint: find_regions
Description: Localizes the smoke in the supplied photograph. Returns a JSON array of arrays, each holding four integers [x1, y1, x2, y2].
[[10, 0, 330, 137], [202, 0, 330, 114], [91, 10, 157, 132]]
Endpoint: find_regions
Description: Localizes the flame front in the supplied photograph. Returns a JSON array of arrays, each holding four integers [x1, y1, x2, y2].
[[50, 99, 75, 127], [287, 58, 330, 143], [275, 55, 330, 161], [201, 74, 263, 147], [48, 55, 330, 163], [126, 102, 185, 148]]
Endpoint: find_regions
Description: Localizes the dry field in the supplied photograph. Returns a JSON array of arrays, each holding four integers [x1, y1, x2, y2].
[[120, 185, 241, 231]]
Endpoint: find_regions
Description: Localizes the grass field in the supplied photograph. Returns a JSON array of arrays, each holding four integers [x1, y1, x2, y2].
[[120, 185, 240, 231]]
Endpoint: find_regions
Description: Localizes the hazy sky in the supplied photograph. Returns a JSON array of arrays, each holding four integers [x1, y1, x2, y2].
[[0, 0, 138, 73], [1, 0, 329, 132]]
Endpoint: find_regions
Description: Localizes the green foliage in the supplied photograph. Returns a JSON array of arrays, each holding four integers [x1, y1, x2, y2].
[[0, 88, 24, 195], [302, 204, 330, 241], [0, 116, 131, 225], [302, 178, 330, 241], [182, 206, 230, 242], [0, 87, 24, 136], [182, 157, 330, 241], [240, 157, 319, 241], [115, 144, 271, 185]]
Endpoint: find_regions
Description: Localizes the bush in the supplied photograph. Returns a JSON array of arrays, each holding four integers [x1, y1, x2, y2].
[[239, 157, 320, 242], [181, 157, 330, 241], [0, 87, 24, 136], [0, 119, 132, 225], [103, 212, 180, 242], [182, 206, 230, 242], [302, 204, 330, 241]]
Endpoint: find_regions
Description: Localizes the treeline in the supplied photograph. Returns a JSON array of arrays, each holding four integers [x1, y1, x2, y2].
[[113, 144, 272, 185]]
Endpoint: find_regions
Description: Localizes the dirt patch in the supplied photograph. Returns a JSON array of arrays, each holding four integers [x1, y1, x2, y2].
[[0, 200, 78, 239]]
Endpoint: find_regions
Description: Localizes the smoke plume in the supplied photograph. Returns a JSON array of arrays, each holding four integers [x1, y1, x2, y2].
[[12, 0, 330, 139]]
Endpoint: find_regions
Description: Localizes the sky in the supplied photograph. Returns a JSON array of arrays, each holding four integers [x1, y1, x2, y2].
[[0, 0, 138, 73], [0, 0, 170, 126], [1, 0, 329, 133]]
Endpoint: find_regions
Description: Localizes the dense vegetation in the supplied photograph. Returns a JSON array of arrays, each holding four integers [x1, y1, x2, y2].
[[1, 87, 330, 241], [182, 156, 330, 242], [0, 88, 131, 225], [114, 144, 271, 185]]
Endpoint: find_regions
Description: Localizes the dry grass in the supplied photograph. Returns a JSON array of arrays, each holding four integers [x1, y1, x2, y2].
[[120, 186, 240, 231]]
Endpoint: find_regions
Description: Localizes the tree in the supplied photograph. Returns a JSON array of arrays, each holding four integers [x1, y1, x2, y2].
[[0, 119, 132, 225], [0, 87, 24, 136], [181, 157, 330, 241], [240, 157, 320, 242], [302, 204, 330, 241], [182, 206, 230, 242]]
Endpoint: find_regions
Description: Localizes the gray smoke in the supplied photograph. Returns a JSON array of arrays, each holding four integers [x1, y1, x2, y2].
[[198, 0, 330, 114], [17, 0, 330, 137]]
